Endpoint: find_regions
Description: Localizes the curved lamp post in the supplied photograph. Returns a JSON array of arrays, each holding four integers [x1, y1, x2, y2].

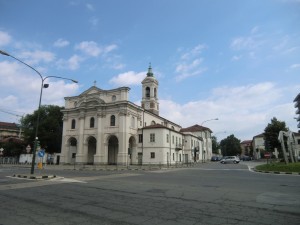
[[201, 118, 219, 126], [0, 50, 78, 174]]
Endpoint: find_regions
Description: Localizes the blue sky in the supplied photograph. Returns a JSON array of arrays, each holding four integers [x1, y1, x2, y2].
[[0, 0, 299, 141]]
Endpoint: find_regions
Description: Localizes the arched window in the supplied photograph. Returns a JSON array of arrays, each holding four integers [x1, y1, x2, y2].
[[154, 88, 157, 98], [112, 95, 116, 101], [151, 121, 156, 125], [145, 87, 150, 98], [90, 117, 95, 128], [71, 119, 76, 129], [110, 115, 116, 126]]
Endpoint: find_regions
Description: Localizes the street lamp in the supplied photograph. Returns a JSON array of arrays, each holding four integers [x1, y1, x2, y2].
[[0, 50, 78, 174], [201, 118, 219, 126], [200, 118, 219, 163]]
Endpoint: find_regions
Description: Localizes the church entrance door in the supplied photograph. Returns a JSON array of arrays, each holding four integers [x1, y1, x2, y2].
[[87, 136, 96, 164], [108, 135, 118, 165]]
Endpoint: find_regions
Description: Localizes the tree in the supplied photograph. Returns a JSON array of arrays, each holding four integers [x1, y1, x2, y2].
[[21, 105, 64, 154], [220, 134, 242, 156], [212, 136, 220, 154], [264, 117, 288, 156]]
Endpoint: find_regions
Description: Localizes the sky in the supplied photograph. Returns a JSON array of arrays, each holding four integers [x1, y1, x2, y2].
[[0, 0, 299, 141]]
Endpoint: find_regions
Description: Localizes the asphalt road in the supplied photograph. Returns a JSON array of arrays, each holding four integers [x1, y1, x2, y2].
[[0, 162, 299, 225]]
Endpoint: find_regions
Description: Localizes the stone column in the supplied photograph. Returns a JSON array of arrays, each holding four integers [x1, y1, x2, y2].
[[76, 111, 85, 164], [117, 109, 129, 165], [94, 111, 105, 164]]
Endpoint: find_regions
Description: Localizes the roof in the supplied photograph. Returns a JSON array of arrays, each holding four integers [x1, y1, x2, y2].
[[143, 124, 166, 129], [180, 124, 212, 133], [241, 140, 252, 144], [253, 133, 265, 138], [142, 124, 184, 135], [0, 122, 19, 130]]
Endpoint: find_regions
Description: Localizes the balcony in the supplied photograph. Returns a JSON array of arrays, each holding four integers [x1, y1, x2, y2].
[[175, 143, 183, 150]]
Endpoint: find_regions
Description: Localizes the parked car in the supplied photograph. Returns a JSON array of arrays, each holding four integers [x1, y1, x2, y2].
[[211, 156, 221, 161], [241, 155, 251, 161], [220, 156, 240, 164]]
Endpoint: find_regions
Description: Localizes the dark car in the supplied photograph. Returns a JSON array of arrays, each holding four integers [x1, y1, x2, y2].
[[211, 156, 221, 161], [241, 155, 251, 161]]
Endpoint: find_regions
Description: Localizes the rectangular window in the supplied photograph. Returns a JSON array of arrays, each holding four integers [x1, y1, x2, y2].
[[151, 152, 155, 158], [139, 134, 143, 143], [166, 134, 169, 143], [191, 140, 193, 147], [176, 136, 178, 145], [173, 153, 175, 161], [172, 135, 174, 144], [150, 133, 155, 142]]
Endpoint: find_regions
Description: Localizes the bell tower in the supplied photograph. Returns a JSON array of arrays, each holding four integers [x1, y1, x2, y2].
[[141, 64, 159, 115]]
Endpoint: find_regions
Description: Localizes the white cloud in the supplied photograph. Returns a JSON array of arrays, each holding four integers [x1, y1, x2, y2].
[[75, 41, 101, 57], [104, 44, 118, 54], [89, 17, 99, 26], [180, 44, 206, 60], [0, 60, 79, 122], [230, 36, 257, 51], [56, 54, 83, 70], [109, 71, 146, 86], [86, 3, 95, 11], [159, 82, 298, 140], [290, 63, 300, 69], [0, 31, 11, 47], [231, 55, 242, 61], [175, 44, 207, 81], [53, 38, 70, 47], [18, 50, 55, 65]]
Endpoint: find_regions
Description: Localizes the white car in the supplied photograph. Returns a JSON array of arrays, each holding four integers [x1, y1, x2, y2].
[[220, 156, 240, 164]]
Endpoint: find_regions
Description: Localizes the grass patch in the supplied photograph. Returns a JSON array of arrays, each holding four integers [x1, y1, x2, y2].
[[256, 162, 300, 173]]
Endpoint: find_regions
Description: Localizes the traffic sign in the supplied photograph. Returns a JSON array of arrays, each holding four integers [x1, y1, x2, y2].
[[264, 152, 271, 158], [38, 149, 45, 158]]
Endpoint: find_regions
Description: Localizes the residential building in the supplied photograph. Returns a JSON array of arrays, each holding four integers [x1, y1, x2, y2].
[[252, 133, 265, 159], [60, 65, 213, 165], [240, 140, 252, 156], [0, 122, 22, 141]]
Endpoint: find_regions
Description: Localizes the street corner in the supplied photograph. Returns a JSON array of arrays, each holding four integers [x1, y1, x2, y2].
[[12, 174, 57, 180], [253, 169, 300, 176]]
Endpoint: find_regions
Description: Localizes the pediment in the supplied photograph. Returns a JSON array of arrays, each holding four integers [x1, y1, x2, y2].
[[79, 86, 102, 97], [75, 97, 105, 108]]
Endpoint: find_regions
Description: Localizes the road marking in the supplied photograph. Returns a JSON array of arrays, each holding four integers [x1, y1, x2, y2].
[[0, 173, 141, 191]]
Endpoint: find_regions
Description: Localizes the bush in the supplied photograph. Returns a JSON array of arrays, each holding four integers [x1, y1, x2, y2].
[[256, 162, 300, 173]]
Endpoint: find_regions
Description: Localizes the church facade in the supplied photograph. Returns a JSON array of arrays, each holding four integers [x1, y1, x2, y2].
[[60, 66, 213, 165]]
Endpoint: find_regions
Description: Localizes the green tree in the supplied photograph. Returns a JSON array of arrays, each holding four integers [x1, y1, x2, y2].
[[21, 105, 64, 154], [0, 140, 25, 157], [212, 136, 219, 154], [264, 117, 288, 156], [220, 134, 242, 156]]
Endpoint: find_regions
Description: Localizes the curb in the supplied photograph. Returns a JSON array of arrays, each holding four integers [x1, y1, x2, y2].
[[253, 169, 300, 176], [13, 174, 57, 179]]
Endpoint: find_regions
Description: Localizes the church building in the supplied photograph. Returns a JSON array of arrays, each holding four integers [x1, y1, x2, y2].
[[60, 65, 213, 165]]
